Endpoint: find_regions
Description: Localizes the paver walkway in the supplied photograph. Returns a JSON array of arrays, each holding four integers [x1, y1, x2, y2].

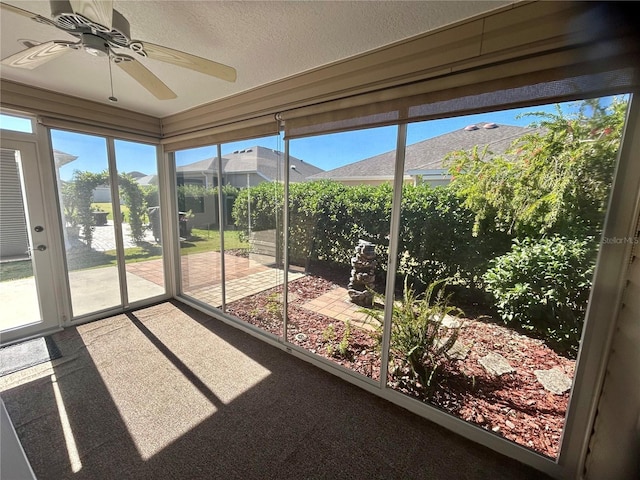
[[301, 286, 375, 330], [126, 253, 365, 323], [84, 221, 156, 251], [127, 251, 305, 307]]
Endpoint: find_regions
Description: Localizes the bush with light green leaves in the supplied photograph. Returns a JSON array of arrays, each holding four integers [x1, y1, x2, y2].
[[483, 235, 597, 357]]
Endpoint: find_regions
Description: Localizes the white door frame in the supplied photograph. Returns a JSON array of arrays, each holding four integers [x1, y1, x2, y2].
[[0, 132, 63, 345]]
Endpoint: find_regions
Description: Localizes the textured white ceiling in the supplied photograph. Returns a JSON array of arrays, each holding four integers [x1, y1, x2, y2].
[[0, 1, 511, 118]]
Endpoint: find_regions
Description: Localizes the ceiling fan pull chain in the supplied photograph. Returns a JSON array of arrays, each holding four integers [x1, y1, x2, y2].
[[108, 57, 117, 102]]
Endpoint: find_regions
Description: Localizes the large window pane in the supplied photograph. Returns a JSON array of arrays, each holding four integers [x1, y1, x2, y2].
[[286, 126, 398, 380], [376, 97, 629, 459], [175, 137, 291, 338]]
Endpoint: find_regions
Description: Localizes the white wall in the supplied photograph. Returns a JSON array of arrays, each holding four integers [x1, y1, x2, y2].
[[585, 216, 640, 480]]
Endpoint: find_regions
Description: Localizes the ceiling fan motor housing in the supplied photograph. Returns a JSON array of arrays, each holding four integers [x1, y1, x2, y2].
[[49, 0, 131, 47], [81, 33, 109, 56]]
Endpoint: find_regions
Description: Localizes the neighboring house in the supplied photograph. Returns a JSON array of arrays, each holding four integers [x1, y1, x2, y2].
[[308, 122, 540, 186], [176, 145, 323, 228], [176, 145, 323, 187], [53, 149, 78, 170], [134, 174, 158, 186], [1, 149, 77, 260], [0, 148, 29, 259], [92, 171, 153, 203]]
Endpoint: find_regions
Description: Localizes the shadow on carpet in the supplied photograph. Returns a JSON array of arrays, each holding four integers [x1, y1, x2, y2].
[[0, 336, 62, 377]]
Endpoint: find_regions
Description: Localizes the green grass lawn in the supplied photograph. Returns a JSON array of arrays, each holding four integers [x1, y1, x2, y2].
[[91, 202, 131, 222], [180, 228, 249, 255], [0, 260, 33, 281], [0, 229, 250, 281], [68, 229, 248, 270]]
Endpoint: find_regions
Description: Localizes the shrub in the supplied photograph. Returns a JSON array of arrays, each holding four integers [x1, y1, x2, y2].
[[483, 236, 597, 357], [119, 174, 147, 244], [233, 180, 510, 293], [232, 181, 284, 238], [232, 180, 392, 269], [65, 170, 108, 248]]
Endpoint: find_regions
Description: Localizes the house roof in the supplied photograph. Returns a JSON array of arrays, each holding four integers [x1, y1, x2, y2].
[[176, 145, 323, 181], [53, 149, 78, 168], [176, 157, 216, 174], [308, 122, 540, 181], [135, 175, 158, 186], [125, 171, 148, 179]]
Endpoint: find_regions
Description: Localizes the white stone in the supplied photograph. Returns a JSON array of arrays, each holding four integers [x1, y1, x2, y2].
[[441, 314, 463, 329], [446, 340, 470, 360], [534, 367, 572, 394], [479, 352, 514, 376]]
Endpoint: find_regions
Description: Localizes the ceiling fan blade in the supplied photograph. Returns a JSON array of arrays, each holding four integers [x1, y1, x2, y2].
[[1, 41, 72, 70], [0, 2, 39, 18], [0, 2, 58, 26], [68, 0, 113, 30], [140, 42, 237, 83], [116, 59, 177, 100]]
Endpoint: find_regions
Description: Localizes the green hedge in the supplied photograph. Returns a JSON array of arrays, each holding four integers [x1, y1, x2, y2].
[[399, 185, 511, 288], [232, 180, 511, 288]]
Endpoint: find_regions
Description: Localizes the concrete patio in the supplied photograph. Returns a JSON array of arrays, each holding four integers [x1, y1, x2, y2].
[[1, 221, 361, 334]]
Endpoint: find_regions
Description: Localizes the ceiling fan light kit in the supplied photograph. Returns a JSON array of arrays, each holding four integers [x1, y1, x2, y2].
[[80, 33, 109, 57], [1, 0, 237, 101]]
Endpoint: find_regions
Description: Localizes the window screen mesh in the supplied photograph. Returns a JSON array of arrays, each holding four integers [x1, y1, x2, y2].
[[282, 64, 638, 139]]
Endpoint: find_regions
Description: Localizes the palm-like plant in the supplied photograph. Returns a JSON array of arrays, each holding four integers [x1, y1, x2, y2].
[[360, 278, 462, 393]]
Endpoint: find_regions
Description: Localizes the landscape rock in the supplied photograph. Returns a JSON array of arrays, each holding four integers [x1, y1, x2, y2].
[[445, 340, 471, 360], [479, 352, 514, 376], [441, 315, 463, 329], [534, 367, 572, 394]]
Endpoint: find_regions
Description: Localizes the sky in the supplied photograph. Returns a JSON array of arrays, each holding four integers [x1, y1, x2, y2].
[[1, 96, 624, 180]]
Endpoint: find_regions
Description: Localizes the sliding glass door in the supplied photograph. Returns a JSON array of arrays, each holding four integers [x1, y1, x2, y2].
[[51, 129, 165, 319], [174, 137, 290, 338]]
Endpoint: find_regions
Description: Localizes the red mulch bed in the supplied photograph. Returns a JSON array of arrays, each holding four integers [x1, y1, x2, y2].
[[226, 267, 575, 459]]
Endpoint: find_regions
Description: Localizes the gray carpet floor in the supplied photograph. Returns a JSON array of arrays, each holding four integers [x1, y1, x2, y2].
[[0, 300, 552, 480]]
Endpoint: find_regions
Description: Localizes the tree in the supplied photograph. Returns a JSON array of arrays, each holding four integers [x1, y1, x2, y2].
[[446, 97, 628, 239]]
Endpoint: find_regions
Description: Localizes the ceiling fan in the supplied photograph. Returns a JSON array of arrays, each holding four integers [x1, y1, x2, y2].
[[0, 0, 237, 100]]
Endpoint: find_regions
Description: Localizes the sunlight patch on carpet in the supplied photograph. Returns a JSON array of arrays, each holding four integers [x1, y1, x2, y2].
[[51, 373, 82, 473], [81, 312, 270, 460]]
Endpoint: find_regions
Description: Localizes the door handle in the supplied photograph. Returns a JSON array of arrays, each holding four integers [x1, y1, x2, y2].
[[27, 245, 47, 254]]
